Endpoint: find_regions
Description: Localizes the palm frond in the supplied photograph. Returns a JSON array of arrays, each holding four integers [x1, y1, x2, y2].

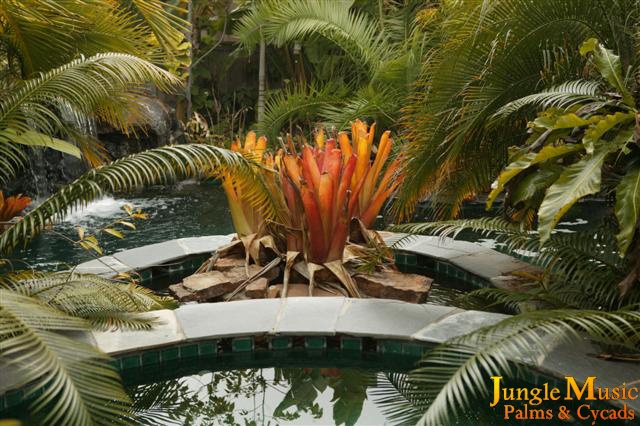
[[0, 53, 181, 140], [369, 372, 423, 425], [0, 144, 277, 254], [395, 0, 639, 220], [392, 218, 638, 309], [491, 80, 605, 121], [258, 85, 343, 140], [0, 142, 27, 185], [0, 289, 132, 425], [3, 271, 176, 330], [234, 0, 386, 75], [407, 308, 640, 426]]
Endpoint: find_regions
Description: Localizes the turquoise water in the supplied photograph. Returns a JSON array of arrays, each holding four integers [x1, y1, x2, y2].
[[7, 182, 234, 271]]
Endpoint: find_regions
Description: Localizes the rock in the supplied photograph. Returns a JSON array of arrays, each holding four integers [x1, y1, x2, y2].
[[174, 264, 280, 302], [168, 283, 198, 302], [266, 283, 341, 298], [182, 270, 235, 300], [354, 270, 432, 303], [214, 255, 246, 271], [246, 278, 269, 298]]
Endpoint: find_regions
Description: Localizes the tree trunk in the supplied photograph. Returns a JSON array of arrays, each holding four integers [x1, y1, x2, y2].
[[257, 36, 266, 123], [185, 0, 194, 121]]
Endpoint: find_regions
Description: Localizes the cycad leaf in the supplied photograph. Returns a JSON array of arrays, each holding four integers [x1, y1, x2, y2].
[[537, 148, 608, 243], [487, 144, 583, 209], [0, 144, 278, 254], [492, 80, 604, 120], [615, 161, 640, 256], [0, 290, 131, 425]]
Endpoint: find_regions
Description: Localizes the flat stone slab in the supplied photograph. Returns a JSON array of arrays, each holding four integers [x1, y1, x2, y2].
[[176, 299, 282, 339], [74, 256, 130, 277], [413, 310, 510, 343], [275, 297, 346, 335], [92, 310, 184, 355], [385, 232, 538, 282], [336, 299, 457, 339], [177, 235, 233, 255], [449, 251, 532, 279], [539, 339, 640, 411], [112, 240, 189, 270]]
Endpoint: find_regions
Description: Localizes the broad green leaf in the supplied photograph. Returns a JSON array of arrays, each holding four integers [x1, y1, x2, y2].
[[580, 39, 633, 105], [538, 148, 609, 243], [0, 129, 81, 158], [510, 166, 562, 205], [582, 112, 635, 154], [615, 161, 640, 256], [552, 113, 593, 129], [487, 144, 583, 209]]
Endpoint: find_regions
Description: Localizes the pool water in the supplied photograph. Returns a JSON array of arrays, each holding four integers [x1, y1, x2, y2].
[[120, 350, 615, 426]]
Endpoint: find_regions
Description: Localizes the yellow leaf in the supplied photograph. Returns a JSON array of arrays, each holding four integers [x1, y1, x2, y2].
[[103, 228, 124, 239], [117, 221, 136, 229], [77, 226, 85, 240]]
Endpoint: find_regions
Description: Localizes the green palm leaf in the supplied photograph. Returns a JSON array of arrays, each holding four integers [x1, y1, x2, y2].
[[0, 144, 277, 254], [3, 271, 176, 330], [491, 80, 605, 121], [407, 309, 640, 426], [234, 0, 386, 75], [0, 53, 181, 139], [0, 289, 132, 425], [395, 0, 639, 220]]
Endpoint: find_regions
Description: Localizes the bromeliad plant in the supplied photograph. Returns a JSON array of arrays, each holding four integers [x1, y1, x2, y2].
[[0, 191, 31, 222], [214, 120, 403, 297], [276, 121, 403, 296]]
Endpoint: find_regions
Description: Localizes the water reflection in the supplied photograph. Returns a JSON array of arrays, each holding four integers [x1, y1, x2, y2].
[[129, 367, 397, 425]]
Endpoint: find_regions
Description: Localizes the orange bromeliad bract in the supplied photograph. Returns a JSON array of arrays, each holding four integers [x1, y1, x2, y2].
[[219, 121, 402, 297], [221, 131, 269, 238], [0, 192, 31, 222]]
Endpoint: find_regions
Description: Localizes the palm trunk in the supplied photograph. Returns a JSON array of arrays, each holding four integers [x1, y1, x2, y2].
[[185, 0, 194, 120], [257, 36, 266, 123]]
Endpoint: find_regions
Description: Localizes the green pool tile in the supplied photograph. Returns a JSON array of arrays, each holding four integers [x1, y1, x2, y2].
[[161, 346, 180, 361], [5, 390, 23, 408], [121, 354, 141, 369], [138, 269, 153, 282], [405, 254, 417, 265], [341, 336, 362, 351], [270, 337, 292, 350], [232, 337, 254, 352], [141, 350, 160, 366], [179, 344, 199, 358], [378, 340, 403, 355], [0, 396, 5, 411], [403, 343, 426, 357], [108, 359, 121, 370], [198, 340, 218, 355], [304, 336, 326, 350]]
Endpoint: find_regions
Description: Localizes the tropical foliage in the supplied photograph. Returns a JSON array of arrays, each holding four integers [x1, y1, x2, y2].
[[0, 0, 188, 180], [395, 0, 640, 220], [232, 0, 427, 138]]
